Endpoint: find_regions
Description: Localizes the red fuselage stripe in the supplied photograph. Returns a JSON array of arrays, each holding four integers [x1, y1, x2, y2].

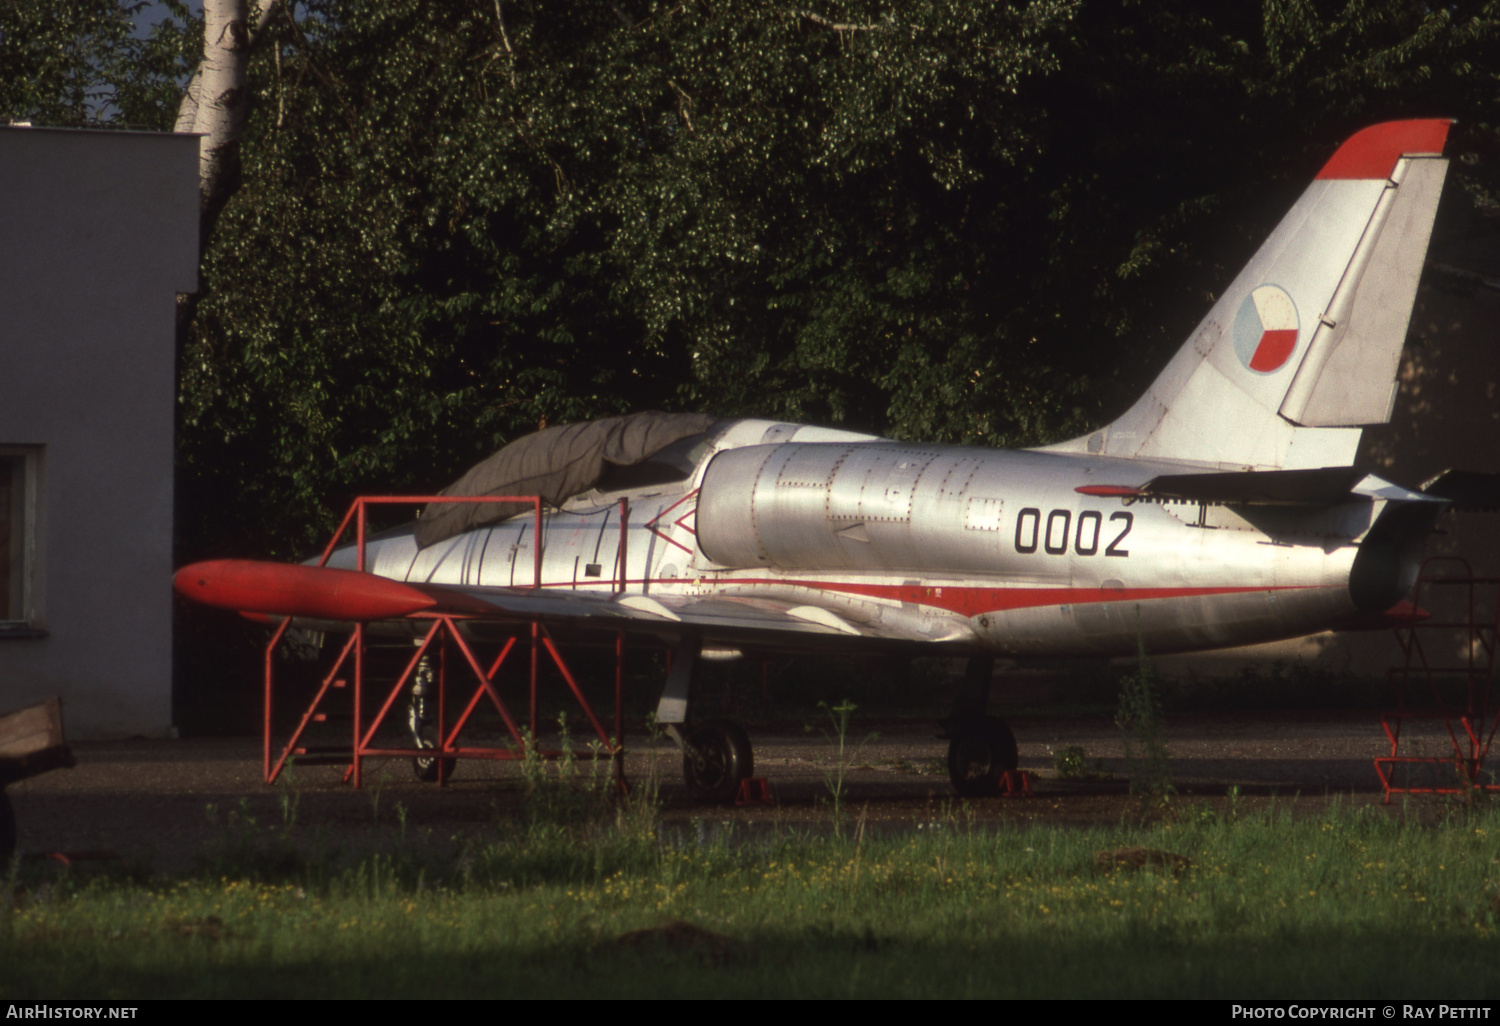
[[783, 580, 1313, 618], [532, 577, 1315, 618]]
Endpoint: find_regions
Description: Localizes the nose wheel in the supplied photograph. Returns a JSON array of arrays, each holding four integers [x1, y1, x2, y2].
[[407, 656, 456, 782], [946, 715, 1018, 797], [681, 720, 754, 804]]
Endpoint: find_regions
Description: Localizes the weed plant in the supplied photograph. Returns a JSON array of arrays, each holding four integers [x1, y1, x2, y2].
[[1116, 636, 1174, 805], [3, 799, 1499, 999], [514, 713, 667, 855], [1053, 745, 1111, 781], [517, 716, 614, 831], [810, 699, 876, 829]]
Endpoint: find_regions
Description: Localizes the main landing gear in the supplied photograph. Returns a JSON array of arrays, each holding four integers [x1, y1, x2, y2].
[[658, 641, 755, 804], [943, 655, 1019, 797], [655, 646, 1020, 802], [680, 720, 755, 804], [946, 715, 1019, 797]]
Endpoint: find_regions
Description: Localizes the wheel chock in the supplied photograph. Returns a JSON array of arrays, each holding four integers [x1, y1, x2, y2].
[[734, 777, 773, 806], [999, 770, 1033, 797]]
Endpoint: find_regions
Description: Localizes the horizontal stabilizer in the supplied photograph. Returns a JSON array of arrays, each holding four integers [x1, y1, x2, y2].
[[1080, 467, 1367, 506], [1145, 467, 1368, 505], [1420, 470, 1500, 511]]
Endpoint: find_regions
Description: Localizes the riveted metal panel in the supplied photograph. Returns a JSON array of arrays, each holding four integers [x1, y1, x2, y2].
[[695, 445, 780, 567], [964, 498, 1005, 532], [856, 449, 934, 524], [702, 443, 1022, 572], [777, 444, 842, 488]]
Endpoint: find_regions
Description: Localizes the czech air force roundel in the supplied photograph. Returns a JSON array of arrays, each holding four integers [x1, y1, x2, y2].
[[1232, 284, 1300, 374]]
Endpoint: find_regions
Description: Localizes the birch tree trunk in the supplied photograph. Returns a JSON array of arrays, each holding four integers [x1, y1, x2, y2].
[[175, 0, 280, 246]]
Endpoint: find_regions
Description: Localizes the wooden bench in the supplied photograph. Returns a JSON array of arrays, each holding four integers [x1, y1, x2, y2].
[[1, 698, 76, 864]]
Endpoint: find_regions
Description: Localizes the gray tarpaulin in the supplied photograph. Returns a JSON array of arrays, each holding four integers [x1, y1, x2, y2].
[[413, 411, 718, 548]]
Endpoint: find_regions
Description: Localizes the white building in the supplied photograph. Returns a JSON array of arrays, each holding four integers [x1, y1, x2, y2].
[[0, 126, 198, 738]]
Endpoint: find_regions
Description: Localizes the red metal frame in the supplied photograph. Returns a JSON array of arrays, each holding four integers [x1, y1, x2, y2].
[[263, 495, 632, 789], [1376, 558, 1500, 800]]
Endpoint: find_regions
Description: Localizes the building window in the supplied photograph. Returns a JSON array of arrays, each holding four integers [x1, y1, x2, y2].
[[1, 447, 38, 626]]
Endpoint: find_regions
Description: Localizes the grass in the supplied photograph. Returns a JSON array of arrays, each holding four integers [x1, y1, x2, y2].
[[3, 797, 1499, 998]]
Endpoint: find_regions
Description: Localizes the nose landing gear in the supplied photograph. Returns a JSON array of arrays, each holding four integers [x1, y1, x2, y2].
[[407, 656, 455, 782]]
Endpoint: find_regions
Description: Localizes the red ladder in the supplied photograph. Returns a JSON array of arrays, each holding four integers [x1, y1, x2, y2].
[[1376, 558, 1500, 799], [262, 495, 631, 790]]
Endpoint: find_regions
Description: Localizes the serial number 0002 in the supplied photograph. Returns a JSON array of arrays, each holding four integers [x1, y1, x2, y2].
[[1014, 508, 1132, 557]]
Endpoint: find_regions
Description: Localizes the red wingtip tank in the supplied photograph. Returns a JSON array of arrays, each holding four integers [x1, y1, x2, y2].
[[173, 559, 438, 622]]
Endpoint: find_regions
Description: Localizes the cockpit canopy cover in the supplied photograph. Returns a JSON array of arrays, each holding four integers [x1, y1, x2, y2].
[[413, 411, 718, 548]]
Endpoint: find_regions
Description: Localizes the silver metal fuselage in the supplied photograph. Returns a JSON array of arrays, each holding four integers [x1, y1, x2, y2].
[[329, 418, 1409, 659]]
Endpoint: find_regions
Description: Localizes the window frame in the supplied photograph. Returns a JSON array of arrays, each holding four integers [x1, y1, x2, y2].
[[0, 445, 43, 633]]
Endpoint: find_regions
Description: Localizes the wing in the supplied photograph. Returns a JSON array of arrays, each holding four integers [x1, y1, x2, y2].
[[415, 581, 944, 652], [174, 559, 958, 654]]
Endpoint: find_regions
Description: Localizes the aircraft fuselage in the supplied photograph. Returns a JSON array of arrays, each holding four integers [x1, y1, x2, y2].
[[328, 418, 1416, 659]]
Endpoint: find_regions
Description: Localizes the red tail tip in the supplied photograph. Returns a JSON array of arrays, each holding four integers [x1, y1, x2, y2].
[[1317, 119, 1451, 181]]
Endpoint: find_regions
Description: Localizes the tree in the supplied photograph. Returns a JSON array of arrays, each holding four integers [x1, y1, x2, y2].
[[0, 1, 197, 130], [174, 1, 1085, 553]]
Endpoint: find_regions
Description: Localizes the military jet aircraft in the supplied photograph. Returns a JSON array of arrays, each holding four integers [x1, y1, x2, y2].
[[178, 119, 1466, 801]]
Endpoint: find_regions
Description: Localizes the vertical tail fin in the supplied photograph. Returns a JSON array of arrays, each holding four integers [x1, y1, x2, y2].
[[1044, 120, 1451, 470]]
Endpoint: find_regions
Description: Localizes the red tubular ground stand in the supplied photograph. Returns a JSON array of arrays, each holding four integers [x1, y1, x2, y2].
[[262, 495, 631, 790], [1376, 557, 1500, 800]]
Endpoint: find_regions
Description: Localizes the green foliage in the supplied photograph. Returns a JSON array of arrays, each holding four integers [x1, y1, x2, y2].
[[196, 797, 311, 881], [517, 714, 620, 832], [173, 0, 1093, 554], [0, 1, 200, 130], [1052, 743, 1110, 781], [6, 2, 1500, 556]]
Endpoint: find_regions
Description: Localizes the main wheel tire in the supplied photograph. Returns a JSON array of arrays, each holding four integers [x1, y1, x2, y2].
[[947, 716, 1018, 797], [0, 789, 16, 870], [681, 720, 754, 804]]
